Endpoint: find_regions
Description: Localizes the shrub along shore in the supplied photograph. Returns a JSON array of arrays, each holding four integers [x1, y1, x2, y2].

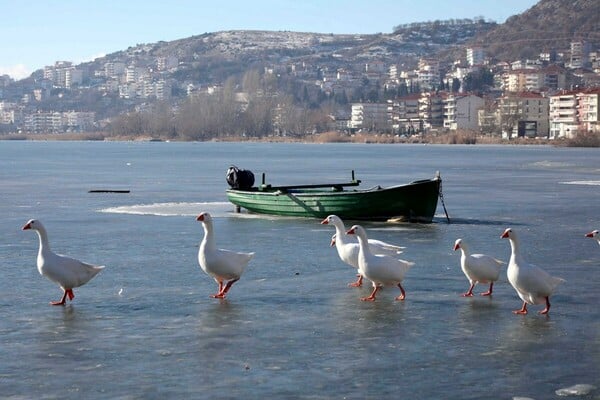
[[1, 130, 598, 147]]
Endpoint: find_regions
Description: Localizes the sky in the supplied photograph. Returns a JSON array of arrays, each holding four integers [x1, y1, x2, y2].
[[0, 0, 539, 80]]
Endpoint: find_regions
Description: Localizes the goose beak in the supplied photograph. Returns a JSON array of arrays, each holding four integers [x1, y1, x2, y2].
[[346, 228, 355, 235], [453, 243, 460, 251], [196, 214, 204, 222], [585, 232, 594, 238], [22, 222, 31, 230], [320, 218, 329, 225]]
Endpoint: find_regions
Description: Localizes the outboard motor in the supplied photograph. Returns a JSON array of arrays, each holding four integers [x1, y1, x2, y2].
[[226, 165, 255, 190]]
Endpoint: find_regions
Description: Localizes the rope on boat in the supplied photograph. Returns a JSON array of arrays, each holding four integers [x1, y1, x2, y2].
[[438, 177, 450, 223]]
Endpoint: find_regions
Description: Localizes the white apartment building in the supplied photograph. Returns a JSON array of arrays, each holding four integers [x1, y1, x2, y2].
[[104, 62, 126, 78], [549, 89, 600, 138], [443, 94, 484, 130], [549, 90, 578, 138], [418, 58, 440, 90], [21, 111, 96, 133], [350, 103, 390, 132], [388, 64, 399, 82], [65, 69, 83, 89], [419, 92, 445, 128], [125, 66, 148, 83], [43, 61, 82, 88], [466, 47, 486, 66], [64, 111, 95, 131], [144, 80, 172, 100], [577, 89, 600, 133], [0, 102, 21, 125], [119, 83, 139, 99], [23, 112, 63, 134]]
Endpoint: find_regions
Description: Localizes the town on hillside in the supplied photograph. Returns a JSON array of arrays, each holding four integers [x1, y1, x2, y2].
[[0, 20, 598, 142]]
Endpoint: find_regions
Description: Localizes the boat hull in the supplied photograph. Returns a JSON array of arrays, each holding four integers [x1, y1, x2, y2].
[[226, 177, 441, 222]]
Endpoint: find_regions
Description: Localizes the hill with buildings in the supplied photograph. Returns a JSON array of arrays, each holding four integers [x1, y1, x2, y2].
[[0, 0, 598, 143]]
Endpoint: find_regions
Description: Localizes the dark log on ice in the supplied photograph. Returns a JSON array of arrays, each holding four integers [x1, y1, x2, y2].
[[88, 189, 130, 193]]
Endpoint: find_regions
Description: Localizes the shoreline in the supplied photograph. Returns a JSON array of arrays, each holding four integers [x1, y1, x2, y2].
[[1, 131, 598, 147]]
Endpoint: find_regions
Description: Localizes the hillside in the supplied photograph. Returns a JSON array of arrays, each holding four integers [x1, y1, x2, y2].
[[472, 0, 599, 61], [1, 0, 599, 140], [87, 21, 494, 82]]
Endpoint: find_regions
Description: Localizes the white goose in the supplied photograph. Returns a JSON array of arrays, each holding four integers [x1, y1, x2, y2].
[[321, 214, 404, 287], [501, 228, 564, 315], [585, 230, 599, 246], [346, 224, 414, 301], [453, 238, 504, 297], [196, 212, 254, 299], [22, 219, 104, 306]]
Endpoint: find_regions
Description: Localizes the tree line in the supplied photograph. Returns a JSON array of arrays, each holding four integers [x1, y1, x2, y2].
[[107, 68, 494, 140]]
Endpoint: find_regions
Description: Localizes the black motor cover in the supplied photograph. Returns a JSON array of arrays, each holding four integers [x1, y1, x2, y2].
[[226, 165, 255, 190]]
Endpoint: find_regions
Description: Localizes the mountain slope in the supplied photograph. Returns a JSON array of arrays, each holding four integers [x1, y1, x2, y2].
[[473, 0, 599, 61]]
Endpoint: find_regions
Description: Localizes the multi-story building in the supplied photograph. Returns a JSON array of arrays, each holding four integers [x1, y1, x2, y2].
[[157, 56, 179, 71], [23, 112, 63, 134], [144, 80, 172, 100], [387, 94, 420, 134], [503, 69, 542, 92], [65, 69, 83, 89], [549, 89, 600, 138], [0, 101, 21, 125], [418, 58, 440, 90], [549, 90, 578, 138], [64, 111, 96, 131], [466, 47, 486, 66], [350, 103, 390, 132], [502, 65, 567, 92], [125, 66, 148, 83], [104, 62, 126, 79], [576, 88, 600, 133], [419, 91, 445, 128], [388, 64, 400, 82], [43, 61, 83, 88], [498, 92, 549, 138], [569, 40, 591, 69], [443, 94, 484, 130], [542, 65, 567, 90], [478, 97, 500, 134], [119, 83, 139, 99]]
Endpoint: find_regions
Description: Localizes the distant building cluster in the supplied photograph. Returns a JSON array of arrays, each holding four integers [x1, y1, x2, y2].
[[0, 28, 598, 138], [342, 40, 599, 139]]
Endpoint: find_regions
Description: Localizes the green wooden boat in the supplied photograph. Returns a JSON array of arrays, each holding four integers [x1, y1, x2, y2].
[[226, 170, 445, 223]]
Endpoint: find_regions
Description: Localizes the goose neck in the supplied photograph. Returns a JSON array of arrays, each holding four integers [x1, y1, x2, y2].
[[35, 227, 50, 252]]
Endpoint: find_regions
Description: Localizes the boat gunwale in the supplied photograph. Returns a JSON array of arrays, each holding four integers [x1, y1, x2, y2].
[[226, 177, 440, 197]]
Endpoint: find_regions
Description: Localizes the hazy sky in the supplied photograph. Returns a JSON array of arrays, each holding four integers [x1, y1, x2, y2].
[[0, 0, 539, 80]]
